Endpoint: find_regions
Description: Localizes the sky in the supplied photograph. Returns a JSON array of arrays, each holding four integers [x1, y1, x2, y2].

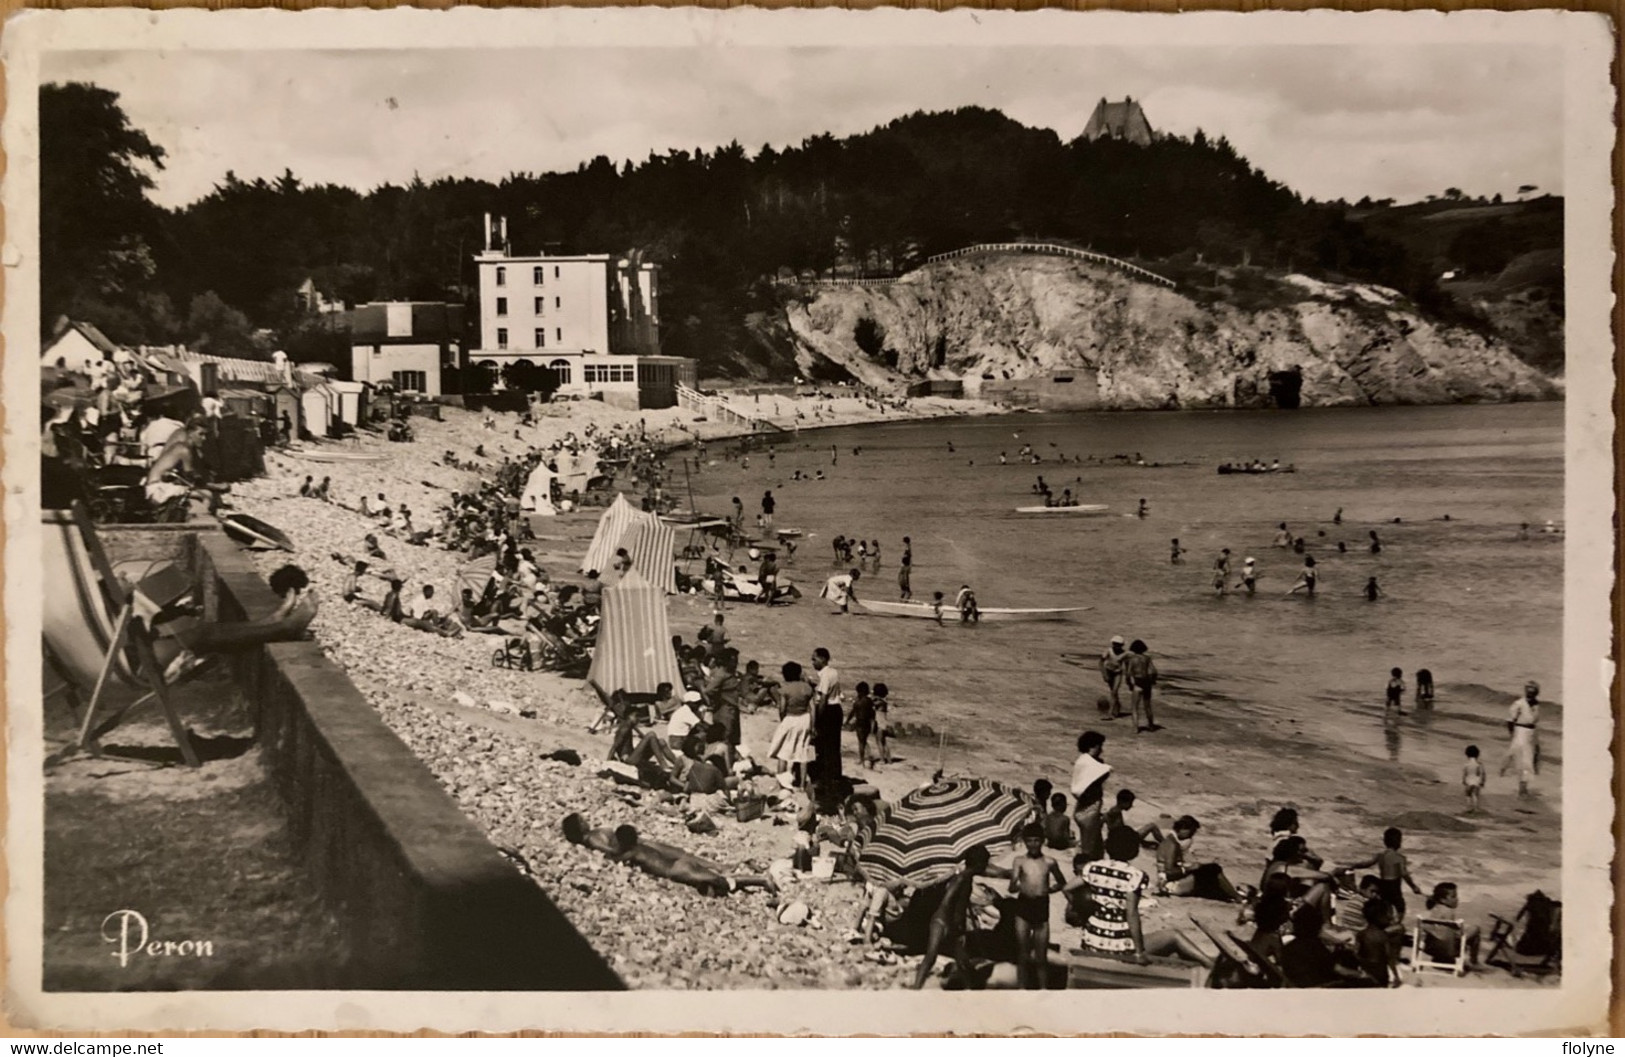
[[43, 42, 1564, 210]]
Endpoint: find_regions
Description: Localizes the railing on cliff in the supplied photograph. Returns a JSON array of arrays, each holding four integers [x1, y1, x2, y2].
[[919, 242, 1176, 288], [785, 241, 1176, 290], [675, 385, 788, 433]]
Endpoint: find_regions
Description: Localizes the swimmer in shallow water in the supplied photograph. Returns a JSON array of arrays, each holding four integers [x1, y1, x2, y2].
[[1287, 555, 1318, 598]]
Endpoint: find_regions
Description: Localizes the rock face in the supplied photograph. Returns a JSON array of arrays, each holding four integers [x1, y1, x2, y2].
[[780, 256, 1561, 408]]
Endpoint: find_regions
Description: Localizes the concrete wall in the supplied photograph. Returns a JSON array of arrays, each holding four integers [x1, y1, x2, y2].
[[976, 368, 1102, 410], [100, 525, 622, 990]]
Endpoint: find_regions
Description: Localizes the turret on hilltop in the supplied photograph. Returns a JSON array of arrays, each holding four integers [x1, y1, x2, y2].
[[1082, 96, 1155, 146]]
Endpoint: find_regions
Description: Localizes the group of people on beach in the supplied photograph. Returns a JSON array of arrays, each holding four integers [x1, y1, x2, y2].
[[916, 730, 1501, 991]]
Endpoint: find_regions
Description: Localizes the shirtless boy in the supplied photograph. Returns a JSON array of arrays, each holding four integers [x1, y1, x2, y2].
[[1009, 822, 1067, 989]]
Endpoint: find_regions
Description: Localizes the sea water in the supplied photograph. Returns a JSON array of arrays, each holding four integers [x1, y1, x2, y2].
[[678, 402, 1564, 793]]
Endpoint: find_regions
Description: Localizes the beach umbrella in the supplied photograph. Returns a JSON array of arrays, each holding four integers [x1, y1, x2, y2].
[[456, 553, 499, 597], [857, 778, 1030, 888]]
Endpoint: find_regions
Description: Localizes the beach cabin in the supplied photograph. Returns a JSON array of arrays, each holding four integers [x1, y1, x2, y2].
[[327, 379, 368, 425], [301, 385, 334, 439], [41, 320, 121, 374]]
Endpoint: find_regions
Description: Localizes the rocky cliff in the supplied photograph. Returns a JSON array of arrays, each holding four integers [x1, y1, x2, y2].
[[779, 256, 1560, 408]]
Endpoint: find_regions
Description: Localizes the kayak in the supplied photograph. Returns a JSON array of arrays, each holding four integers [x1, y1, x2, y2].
[[1013, 504, 1109, 514], [843, 598, 1090, 622], [219, 512, 295, 552]]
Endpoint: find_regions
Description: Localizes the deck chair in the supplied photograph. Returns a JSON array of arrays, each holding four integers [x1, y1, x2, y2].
[[42, 502, 201, 766], [1411, 917, 1468, 977], [1060, 950, 1204, 989], [1485, 890, 1561, 977], [1189, 914, 1282, 989]]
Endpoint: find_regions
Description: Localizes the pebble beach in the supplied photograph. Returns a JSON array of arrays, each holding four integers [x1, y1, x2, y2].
[[221, 394, 1560, 991]]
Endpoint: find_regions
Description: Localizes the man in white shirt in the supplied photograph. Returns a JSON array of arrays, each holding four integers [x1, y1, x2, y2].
[[1501, 680, 1542, 797], [406, 585, 440, 622], [666, 690, 705, 747], [811, 647, 843, 709], [140, 415, 185, 465]]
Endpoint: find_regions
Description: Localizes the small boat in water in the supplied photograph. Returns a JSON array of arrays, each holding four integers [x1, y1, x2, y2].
[[1013, 504, 1110, 514], [1217, 464, 1296, 475], [841, 598, 1090, 622]]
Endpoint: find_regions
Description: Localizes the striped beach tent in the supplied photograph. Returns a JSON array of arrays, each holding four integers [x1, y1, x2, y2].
[[580, 493, 677, 594], [587, 567, 682, 698], [857, 779, 1030, 888], [580, 493, 640, 576], [613, 518, 678, 595]]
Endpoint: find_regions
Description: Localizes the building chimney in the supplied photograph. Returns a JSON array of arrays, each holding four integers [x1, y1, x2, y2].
[[483, 213, 492, 251], [499, 216, 509, 253]]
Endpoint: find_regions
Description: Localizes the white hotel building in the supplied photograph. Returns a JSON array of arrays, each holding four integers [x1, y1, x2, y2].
[[469, 215, 692, 409]]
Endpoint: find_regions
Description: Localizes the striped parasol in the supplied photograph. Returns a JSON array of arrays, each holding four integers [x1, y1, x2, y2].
[[456, 553, 499, 598], [857, 779, 1030, 888]]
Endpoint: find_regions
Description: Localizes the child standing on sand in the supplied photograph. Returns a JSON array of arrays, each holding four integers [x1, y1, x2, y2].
[[1009, 823, 1066, 990], [848, 681, 877, 769], [1385, 668, 1406, 714], [1348, 827, 1423, 922], [1463, 746, 1486, 812], [871, 683, 892, 764]]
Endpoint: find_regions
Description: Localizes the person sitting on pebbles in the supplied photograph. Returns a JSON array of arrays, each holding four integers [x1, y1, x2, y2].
[[151, 564, 318, 681], [561, 814, 776, 897]]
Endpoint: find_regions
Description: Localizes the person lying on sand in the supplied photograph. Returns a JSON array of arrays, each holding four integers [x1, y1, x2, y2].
[[561, 814, 775, 897]]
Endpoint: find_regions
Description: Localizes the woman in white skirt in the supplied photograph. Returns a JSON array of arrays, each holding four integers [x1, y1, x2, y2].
[[767, 660, 816, 789]]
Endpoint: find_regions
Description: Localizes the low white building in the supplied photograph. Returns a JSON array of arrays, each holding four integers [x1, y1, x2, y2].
[[349, 301, 464, 396]]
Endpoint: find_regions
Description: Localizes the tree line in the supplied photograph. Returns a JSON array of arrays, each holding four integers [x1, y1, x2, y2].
[[42, 82, 1543, 376]]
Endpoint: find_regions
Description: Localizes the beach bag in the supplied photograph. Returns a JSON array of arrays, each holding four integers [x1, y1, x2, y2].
[[735, 795, 768, 823]]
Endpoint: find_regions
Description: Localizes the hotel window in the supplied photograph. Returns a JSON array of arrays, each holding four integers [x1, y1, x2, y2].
[[495, 266, 506, 287], [496, 328, 508, 349], [391, 370, 426, 392], [549, 358, 572, 384], [534, 297, 545, 315], [532, 266, 544, 285], [555, 296, 562, 309], [534, 329, 546, 348], [495, 297, 508, 316], [554, 266, 561, 279], [556, 327, 562, 342]]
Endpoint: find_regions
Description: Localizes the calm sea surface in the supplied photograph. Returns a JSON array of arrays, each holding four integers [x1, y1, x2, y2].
[[678, 402, 1564, 789]]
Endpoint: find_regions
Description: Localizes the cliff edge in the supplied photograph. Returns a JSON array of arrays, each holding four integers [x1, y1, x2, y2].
[[780, 256, 1560, 408]]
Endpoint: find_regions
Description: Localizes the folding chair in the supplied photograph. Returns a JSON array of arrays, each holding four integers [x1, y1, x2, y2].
[[1190, 915, 1283, 989], [1485, 890, 1562, 977], [1411, 917, 1468, 976], [42, 502, 200, 767]]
